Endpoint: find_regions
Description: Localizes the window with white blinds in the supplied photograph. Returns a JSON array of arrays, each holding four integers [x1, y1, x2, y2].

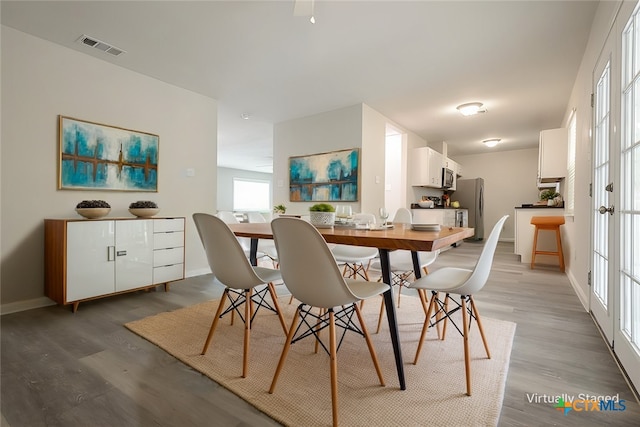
[[566, 110, 577, 214]]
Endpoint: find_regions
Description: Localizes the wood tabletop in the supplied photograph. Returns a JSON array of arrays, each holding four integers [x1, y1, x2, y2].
[[228, 222, 474, 252]]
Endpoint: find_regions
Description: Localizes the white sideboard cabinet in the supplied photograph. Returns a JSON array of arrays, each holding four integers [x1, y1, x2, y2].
[[45, 217, 185, 312]]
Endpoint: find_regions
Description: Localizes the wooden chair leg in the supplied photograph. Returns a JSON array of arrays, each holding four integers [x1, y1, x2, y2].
[[354, 304, 385, 386], [376, 296, 385, 334], [413, 293, 436, 364], [470, 297, 491, 359], [556, 228, 565, 272], [242, 289, 251, 378], [288, 294, 295, 304], [461, 295, 471, 396], [329, 310, 339, 427], [202, 288, 229, 354], [270, 306, 301, 393], [530, 226, 539, 269], [268, 282, 288, 335], [441, 294, 450, 340], [314, 307, 324, 354]]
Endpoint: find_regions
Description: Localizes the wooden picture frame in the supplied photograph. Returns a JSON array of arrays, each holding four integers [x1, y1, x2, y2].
[[289, 148, 359, 202], [58, 115, 159, 192]]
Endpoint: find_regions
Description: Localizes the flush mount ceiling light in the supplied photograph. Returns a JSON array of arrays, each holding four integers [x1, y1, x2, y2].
[[456, 102, 486, 116], [240, 113, 251, 120], [483, 138, 501, 148]]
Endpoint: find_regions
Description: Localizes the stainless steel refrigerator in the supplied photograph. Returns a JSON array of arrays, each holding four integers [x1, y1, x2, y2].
[[454, 178, 484, 240]]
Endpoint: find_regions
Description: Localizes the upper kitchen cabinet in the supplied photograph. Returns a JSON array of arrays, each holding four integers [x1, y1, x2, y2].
[[410, 147, 443, 188], [538, 128, 568, 182]]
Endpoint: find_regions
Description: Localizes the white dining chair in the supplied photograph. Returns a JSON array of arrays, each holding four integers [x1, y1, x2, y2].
[[246, 212, 279, 267], [370, 207, 438, 332], [192, 213, 288, 378], [269, 217, 387, 427], [331, 213, 379, 281], [217, 210, 268, 262], [408, 215, 508, 396]]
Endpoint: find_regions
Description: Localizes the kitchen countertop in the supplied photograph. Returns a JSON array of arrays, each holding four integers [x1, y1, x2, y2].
[[515, 204, 564, 209], [410, 204, 467, 209]]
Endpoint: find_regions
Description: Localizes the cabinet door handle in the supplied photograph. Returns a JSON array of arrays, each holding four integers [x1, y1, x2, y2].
[[107, 246, 115, 261], [116, 250, 127, 257]]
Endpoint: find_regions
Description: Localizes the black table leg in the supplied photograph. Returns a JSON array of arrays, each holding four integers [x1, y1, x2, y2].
[[378, 248, 406, 390], [250, 238, 258, 266], [412, 251, 422, 279]]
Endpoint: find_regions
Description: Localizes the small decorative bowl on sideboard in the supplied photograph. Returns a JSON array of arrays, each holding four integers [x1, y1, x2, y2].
[[75, 208, 111, 219], [129, 208, 160, 218]]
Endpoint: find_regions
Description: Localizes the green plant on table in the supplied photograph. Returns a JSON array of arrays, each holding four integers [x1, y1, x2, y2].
[[273, 204, 287, 214], [539, 190, 560, 201], [309, 203, 335, 212]]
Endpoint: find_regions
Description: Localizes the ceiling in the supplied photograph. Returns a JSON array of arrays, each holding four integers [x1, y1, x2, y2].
[[1, 1, 599, 173]]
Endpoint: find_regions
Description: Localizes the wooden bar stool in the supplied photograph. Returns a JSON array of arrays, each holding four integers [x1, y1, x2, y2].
[[530, 216, 565, 272]]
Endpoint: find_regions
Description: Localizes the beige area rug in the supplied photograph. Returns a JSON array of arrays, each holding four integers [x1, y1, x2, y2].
[[125, 295, 516, 427]]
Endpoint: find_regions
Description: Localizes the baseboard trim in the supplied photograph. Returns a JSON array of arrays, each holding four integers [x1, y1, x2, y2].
[[566, 268, 588, 311], [186, 268, 211, 278], [1, 297, 56, 316]]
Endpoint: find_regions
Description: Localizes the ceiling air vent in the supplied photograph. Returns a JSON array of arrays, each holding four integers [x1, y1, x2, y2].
[[76, 35, 126, 57]]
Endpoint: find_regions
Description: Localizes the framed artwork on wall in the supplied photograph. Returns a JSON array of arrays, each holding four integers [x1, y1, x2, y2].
[[58, 115, 159, 191], [289, 148, 359, 202]]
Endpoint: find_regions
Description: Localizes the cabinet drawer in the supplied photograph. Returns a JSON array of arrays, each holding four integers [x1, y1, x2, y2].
[[154, 247, 184, 267], [153, 232, 184, 249], [154, 218, 185, 233], [153, 264, 184, 284]]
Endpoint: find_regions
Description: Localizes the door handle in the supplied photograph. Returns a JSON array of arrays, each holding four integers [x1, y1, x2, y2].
[[598, 205, 614, 215]]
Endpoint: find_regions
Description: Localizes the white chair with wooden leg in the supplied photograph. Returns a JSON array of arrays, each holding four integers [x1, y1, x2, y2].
[[331, 213, 379, 281], [192, 213, 288, 378], [269, 217, 387, 427], [407, 215, 508, 396], [370, 207, 438, 332]]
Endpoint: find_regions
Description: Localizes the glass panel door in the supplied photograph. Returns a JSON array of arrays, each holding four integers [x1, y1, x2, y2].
[[591, 41, 615, 344], [616, 1, 640, 391]]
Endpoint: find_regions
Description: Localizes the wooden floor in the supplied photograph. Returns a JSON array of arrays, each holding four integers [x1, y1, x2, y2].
[[2, 242, 639, 426]]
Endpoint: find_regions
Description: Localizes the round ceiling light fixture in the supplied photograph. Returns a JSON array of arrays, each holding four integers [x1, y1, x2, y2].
[[483, 138, 501, 148], [457, 102, 486, 116]]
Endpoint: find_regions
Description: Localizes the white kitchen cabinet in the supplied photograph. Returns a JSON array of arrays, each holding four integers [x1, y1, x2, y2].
[[411, 208, 467, 227], [45, 217, 185, 312], [410, 147, 443, 188], [538, 128, 568, 183]]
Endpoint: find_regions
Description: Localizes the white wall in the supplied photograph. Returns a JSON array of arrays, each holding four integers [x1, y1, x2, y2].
[[1, 27, 217, 311], [560, 0, 627, 308], [455, 148, 540, 241], [217, 167, 273, 212], [273, 104, 365, 215]]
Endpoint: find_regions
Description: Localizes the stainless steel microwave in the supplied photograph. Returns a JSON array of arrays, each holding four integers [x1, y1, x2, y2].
[[442, 168, 454, 188]]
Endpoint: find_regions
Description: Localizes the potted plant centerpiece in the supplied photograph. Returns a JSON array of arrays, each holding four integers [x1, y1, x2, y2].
[[540, 189, 561, 206], [129, 200, 160, 217], [309, 203, 336, 228], [75, 200, 111, 219], [273, 204, 287, 215]]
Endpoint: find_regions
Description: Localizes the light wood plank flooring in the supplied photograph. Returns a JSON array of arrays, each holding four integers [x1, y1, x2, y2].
[[2, 242, 639, 426]]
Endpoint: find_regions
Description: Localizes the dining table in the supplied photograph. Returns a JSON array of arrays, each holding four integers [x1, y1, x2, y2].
[[228, 220, 474, 390]]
